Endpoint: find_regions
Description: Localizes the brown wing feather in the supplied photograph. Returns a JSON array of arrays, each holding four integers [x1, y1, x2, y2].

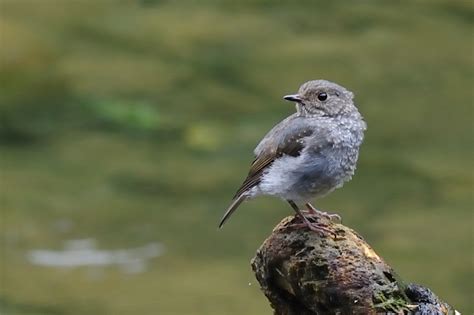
[[232, 153, 273, 198], [233, 129, 313, 198]]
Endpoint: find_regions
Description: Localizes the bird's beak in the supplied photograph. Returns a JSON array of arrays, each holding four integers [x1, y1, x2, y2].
[[283, 94, 303, 103]]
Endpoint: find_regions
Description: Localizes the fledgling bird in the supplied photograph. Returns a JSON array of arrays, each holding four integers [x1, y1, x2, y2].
[[219, 80, 366, 233]]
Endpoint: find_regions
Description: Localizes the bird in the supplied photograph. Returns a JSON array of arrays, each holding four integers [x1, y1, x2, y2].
[[218, 80, 367, 233]]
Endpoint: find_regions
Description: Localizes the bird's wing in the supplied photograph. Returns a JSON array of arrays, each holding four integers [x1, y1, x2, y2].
[[233, 119, 314, 198], [219, 116, 330, 228]]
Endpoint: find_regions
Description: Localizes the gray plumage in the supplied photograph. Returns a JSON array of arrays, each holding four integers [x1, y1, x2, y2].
[[219, 80, 366, 228]]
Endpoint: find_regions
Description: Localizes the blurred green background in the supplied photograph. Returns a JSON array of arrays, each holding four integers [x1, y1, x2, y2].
[[0, 0, 472, 314]]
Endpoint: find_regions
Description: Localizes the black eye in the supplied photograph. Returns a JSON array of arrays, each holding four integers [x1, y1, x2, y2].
[[317, 92, 328, 101]]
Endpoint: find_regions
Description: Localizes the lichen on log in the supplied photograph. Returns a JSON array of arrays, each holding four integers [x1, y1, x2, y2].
[[251, 215, 458, 315]]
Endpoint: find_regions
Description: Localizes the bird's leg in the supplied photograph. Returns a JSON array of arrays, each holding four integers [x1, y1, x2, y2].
[[287, 200, 334, 236], [306, 202, 342, 223]]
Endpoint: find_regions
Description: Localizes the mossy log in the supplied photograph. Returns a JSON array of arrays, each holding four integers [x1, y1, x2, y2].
[[251, 215, 459, 315]]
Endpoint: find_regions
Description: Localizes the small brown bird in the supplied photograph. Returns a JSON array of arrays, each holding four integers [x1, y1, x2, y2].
[[218, 80, 366, 233]]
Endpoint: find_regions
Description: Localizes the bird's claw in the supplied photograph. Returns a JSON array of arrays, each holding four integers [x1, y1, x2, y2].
[[291, 216, 336, 237], [305, 204, 342, 223], [320, 212, 342, 223]]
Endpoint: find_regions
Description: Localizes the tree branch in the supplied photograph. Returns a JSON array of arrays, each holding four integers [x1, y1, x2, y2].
[[251, 215, 459, 315]]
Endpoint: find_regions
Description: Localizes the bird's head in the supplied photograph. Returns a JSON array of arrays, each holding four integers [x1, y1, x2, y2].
[[284, 80, 356, 117]]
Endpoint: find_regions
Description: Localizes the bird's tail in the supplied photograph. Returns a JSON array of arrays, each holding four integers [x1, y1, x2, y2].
[[218, 194, 247, 228]]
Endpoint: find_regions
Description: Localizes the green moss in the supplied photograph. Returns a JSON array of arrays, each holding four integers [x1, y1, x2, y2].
[[373, 291, 411, 313]]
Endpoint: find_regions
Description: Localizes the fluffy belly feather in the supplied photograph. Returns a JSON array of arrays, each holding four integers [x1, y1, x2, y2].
[[257, 147, 358, 202]]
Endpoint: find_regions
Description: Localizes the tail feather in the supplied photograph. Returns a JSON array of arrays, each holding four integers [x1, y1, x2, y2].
[[218, 194, 247, 228]]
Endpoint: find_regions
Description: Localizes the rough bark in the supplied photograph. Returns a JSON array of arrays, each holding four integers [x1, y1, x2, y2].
[[251, 215, 458, 315]]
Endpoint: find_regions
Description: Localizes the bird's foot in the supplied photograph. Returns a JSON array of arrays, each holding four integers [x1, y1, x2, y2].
[[292, 215, 336, 237], [305, 203, 342, 223], [318, 211, 342, 223]]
